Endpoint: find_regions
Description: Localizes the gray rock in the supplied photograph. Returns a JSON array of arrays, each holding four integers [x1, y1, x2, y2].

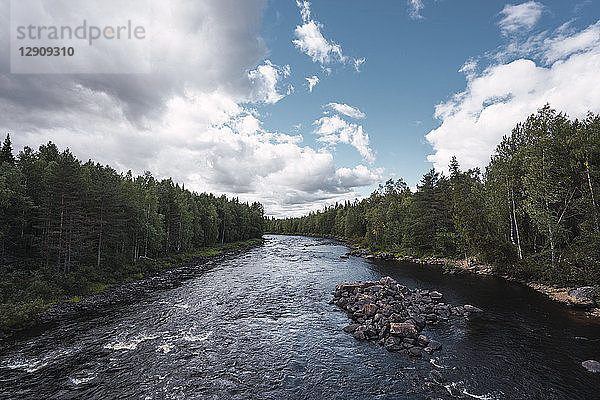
[[389, 322, 418, 338], [464, 304, 483, 313], [384, 336, 402, 352], [343, 323, 360, 333], [582, 360, 600, 373], [353, 327, 366, 340], [568, 287, 597, 308], [430, 291, 443, 301], [417, 334, 429, 347], [408, 347, 422, 357], [428, 339, 442, 351]]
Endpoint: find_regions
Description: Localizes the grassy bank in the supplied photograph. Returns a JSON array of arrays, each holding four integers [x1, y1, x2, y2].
[[0, 238, 264, 332]]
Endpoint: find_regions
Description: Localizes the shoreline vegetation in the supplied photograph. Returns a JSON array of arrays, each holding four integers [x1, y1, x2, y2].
[[0, 139, 265, 332], [1, 238, 263, 335], [267, 106, 600, 317]]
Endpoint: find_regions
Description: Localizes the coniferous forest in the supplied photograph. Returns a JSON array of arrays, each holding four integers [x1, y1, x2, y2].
[[267, 106, 600, 287], [0, 139, 264, 328]]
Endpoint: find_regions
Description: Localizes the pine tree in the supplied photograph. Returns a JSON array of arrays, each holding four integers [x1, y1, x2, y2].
[[0, 134, 15, 165]]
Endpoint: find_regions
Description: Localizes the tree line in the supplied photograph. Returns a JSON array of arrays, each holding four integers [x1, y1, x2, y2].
[[0, 139, 264, 328], [267, 106, 600, 286]]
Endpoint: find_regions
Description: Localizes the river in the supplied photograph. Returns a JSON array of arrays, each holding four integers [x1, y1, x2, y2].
[[1, 235, 599, 399]]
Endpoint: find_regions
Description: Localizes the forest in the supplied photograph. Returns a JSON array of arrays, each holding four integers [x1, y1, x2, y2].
[[267, 106, 600, 287], [0, 140, 264, 329]]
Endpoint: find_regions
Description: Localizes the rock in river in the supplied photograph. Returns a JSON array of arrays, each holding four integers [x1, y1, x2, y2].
[[333, 276, 479, 356], [582, 360, 600, 373]]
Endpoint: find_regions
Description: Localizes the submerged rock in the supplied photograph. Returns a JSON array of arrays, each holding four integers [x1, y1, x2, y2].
[[582, 360, 600, 373], [463, 304, 483, 313], [333, 276, 479, 356]]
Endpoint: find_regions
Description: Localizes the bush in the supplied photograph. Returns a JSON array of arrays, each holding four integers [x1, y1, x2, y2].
[[0, 299, 47, 330]]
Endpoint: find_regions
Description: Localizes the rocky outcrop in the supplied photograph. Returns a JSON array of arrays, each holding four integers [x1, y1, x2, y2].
[[582, 360, 600, 373], [567, 287, 597, 309], [332, 276, 481, 357]]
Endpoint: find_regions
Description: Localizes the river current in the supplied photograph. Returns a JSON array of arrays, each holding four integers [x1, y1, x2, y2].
[[1, 235, 599, 399]]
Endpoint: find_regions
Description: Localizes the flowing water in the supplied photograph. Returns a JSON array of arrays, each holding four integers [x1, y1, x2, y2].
[[1, 235, 599, 399]]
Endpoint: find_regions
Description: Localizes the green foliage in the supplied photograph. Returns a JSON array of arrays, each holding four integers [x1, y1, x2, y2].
[[0, 299, 47, 330], [0, 141, 265, 330], [267, 106, 600, 287]]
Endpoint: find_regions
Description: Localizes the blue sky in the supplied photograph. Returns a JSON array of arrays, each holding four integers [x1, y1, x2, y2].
[[255, 0, 600, 191], [2, 0, 600, 216]]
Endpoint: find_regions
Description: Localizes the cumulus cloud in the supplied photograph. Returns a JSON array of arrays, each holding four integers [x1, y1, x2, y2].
[[248, 60, 292, 104], [0, 0, 378, 217], [426, 19, 600, 172], [336, 165, 382, 187], [408, 0, 425, 20], [314, 114, 375, 163], [292, 0, 345, 65], [325, 103, 366, 119], [305, 75, 320, 92], [498, 1, 544, 35]]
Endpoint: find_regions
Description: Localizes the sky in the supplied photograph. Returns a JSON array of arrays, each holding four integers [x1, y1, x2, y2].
[[1, 0, 600, 217]]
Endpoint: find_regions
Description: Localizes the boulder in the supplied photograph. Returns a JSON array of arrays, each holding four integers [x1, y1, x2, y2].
[[353, 326, 366, 340], [417, 334, 429, 347], [343, 323, 360, 333], [582, 360, 600, 373], [568, 287, 597, 308], [389, 322, 417, 338], [408, 347, 422, 357], [428, 339, 442, 351], [429, 291, 443, 301], [336, 281, 362, 292], [384, 336, 402, 352], [361, 303, 378, 317], [464, 304, 483, 313]]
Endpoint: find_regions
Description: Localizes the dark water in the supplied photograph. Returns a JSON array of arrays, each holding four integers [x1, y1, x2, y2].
[[1, 235, 599, 399]]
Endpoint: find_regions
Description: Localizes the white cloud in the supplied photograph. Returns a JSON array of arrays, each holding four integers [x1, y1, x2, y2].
[[0, 0, 379, 217], [336, 165, 383, 187], [314, 114, 375, 163], [498, 1, 544, 35], [248, 60, 292, 104], [426, 20, 600, 172], [408, 0, 425, 20], [543, 21, 600, 63], [459, 58, 478, 79], [305, 75, 320, 92], [354, 57, 366, 72], [292, 1, 346, 65], [325, 103, 366, 119]]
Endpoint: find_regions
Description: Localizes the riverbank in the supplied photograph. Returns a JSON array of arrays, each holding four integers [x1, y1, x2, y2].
[[0, 238, 264, 334], [348, 247, 600, 318]]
